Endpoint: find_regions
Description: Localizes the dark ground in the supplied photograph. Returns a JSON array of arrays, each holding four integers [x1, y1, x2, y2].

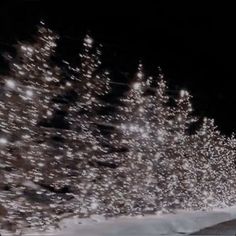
[[190, 219, 236, 235]]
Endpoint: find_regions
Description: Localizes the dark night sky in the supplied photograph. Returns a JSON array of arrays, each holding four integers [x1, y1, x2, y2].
[[0, 2, 236, 134]]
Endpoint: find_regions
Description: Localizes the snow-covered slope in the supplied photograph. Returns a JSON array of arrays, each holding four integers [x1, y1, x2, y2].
[[3, 207, 236, 236]]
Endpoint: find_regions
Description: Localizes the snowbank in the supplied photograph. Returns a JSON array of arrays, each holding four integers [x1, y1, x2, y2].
[[3, 206, 236, 235]]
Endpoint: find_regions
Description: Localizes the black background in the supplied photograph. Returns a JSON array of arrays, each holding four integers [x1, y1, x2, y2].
[[0, 2, 235, 134]]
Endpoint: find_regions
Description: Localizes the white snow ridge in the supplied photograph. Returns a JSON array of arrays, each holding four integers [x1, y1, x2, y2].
[[3, 206, 236, 236]]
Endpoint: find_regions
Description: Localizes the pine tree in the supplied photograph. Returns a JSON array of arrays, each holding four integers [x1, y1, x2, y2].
[[63, 34, 111, 156], [66, 34, 110, 123], [100, 66, 176, 214], [112, 64, 158, 214], [191, 118, 236, 208], [166, 90, 199, 209], [0, 22, 69, 230], [0, 22, 60, 136], [50, 35, 113, 218]]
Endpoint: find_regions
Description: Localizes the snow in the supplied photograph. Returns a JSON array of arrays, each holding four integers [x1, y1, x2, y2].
[[3, 206, 236, 236], [55, 208, 236, 236]]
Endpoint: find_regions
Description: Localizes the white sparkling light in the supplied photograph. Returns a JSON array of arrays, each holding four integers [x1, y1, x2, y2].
[[6, 79, 16, 89], [180, 90, 188, 97], [177, 116, 182, 122], [133, 82, 141, 90], [44, 76, 53, 82], [137, 72, 143, 78], [85, 36, 93, 45], [26, 90, 34, 97], [47, 110, 53, 116], [139, 107, 144, 112], [66, 82, 72, 87], [0, 137, 7, 145]]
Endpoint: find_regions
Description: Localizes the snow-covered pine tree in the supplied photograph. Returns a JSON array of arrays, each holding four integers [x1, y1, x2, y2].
[[115, 63, 150, 151], [0, 22, 70, 230], [106, 63, 157, 215], [100, 66, 175, 215], [53, 34, 113, 217], [165, 89, 198, 210], [191, 118, 236, 208], [134, 76, 197, 212], [65, 34, 110, 124], [0, 21, 60, 141], [63, 34, 111, 155]]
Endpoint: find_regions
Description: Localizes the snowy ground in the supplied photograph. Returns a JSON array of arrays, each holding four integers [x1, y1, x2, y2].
[[3, 206, 236, 235]]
